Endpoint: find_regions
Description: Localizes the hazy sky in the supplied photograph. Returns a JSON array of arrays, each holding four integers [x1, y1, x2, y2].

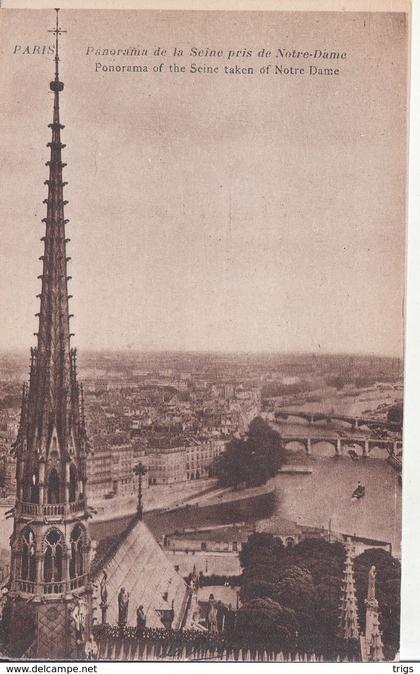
[[0, 9, 408, 355]]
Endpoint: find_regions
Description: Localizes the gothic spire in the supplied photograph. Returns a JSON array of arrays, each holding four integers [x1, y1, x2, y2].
[[14, 9, 88, 479], [337, 541, 360, 641], [7, 12, 93, 659], [25, 9, 75, 456]]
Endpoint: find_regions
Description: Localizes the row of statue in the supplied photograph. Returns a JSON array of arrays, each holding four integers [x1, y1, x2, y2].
[[117, 587, 147, 632], [100, 568, 237, 636], [100, 573, 147, 633]]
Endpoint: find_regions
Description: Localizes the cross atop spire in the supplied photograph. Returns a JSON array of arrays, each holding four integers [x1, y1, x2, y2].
[[48, 8, 66, 89]]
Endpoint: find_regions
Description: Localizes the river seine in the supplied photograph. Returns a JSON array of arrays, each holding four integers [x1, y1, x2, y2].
[[142, 387, 402, 556]]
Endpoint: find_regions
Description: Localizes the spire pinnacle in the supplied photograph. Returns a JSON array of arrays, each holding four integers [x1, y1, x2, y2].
[[48, 8, 66, 91], [337, 541, 360, 641]]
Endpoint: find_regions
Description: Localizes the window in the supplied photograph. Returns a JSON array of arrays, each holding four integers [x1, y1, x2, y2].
[[43, 529, 63, 583], [69, 525, 84, 579], [20, 527, 36, 582]]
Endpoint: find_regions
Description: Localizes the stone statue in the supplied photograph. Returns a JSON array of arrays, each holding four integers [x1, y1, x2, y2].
[[368, 565, 376, 601], [118, 587, 129, 628], [136, 604, 146, 634], [207, 593, 218, 635], [71, 599, 86, 645], [100, 571, 108, 606]]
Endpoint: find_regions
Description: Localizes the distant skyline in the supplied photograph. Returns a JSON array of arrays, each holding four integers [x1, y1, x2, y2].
[[0, 10, 408, 357], [0, 347, 404, 359]]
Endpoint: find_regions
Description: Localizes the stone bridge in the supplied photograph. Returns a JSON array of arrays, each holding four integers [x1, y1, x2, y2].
[[275, 409, 401, 432], [281, 434, 402, 458]]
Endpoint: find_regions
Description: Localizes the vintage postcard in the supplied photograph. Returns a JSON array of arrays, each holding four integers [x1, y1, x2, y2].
[[0, 3, 410, 663]]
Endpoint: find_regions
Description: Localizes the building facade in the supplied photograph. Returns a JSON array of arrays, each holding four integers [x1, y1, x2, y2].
[[146, 436, 225, 485], [147, 444, 187, 485]]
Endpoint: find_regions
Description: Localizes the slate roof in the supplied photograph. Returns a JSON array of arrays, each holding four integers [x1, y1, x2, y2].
[[91, 516, 190, 630], [256, 515, 302, 536]]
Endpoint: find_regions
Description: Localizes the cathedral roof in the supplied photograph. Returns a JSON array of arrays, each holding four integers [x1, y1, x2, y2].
[[91, 516, 190, 630]]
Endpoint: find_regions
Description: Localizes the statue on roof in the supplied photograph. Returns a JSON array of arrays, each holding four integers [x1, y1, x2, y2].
[[118, 587, 129, 628], [368, 565, 376, 602], [136, 604, 146, 635], [207, 593, 218, 635]]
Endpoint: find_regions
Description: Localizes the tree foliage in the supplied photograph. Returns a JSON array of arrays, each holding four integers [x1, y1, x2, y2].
[[214, 417, 286, 488], [234, 597, 298, 647], [387, 404, 403, 425], [236, 534, 400, 658]]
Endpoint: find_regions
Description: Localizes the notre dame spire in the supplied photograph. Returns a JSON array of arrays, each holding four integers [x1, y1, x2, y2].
[[7, 10, 92, 659]]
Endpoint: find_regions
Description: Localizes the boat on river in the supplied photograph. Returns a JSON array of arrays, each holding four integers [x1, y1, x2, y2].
[[352, 483, 366, 500]]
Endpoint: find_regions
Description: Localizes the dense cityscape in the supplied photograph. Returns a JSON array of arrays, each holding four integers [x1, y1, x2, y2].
[[0, 350, 402, 506], [0, 349, 404, 661]]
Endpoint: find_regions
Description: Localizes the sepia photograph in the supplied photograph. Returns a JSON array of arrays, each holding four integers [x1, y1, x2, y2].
[[0, 3, 410, 663]]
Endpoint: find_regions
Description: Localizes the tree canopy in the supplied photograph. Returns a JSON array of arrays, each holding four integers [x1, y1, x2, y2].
[[234, 597, 298, 647], [214, 417, 286, 488], [234, 534, 400, 659], [387, 404, 403, 425]]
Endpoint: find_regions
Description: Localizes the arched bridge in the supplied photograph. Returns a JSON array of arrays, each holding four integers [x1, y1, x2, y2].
[[275, 408, 402, 432], [281, 434, 402, 460]]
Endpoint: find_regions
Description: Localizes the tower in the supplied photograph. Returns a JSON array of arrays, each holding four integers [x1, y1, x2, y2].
[[6, 10, 92, 659], [337, 542, 360, 642]]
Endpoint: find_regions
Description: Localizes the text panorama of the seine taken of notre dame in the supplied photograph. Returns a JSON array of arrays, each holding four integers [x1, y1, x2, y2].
[[0, 3, 409, 663]]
